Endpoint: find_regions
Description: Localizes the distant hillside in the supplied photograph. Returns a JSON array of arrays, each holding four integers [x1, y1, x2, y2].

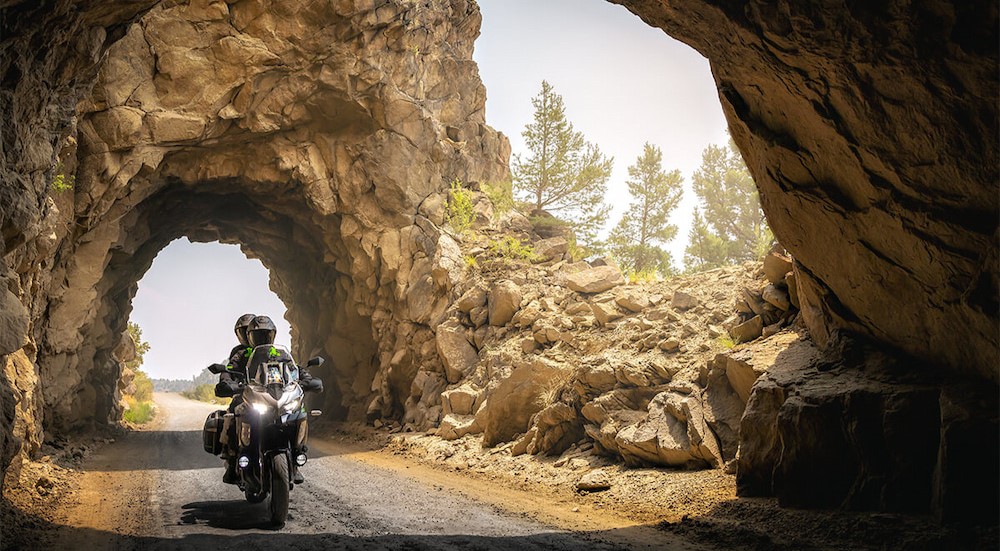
[[152, 367, 215, 392]]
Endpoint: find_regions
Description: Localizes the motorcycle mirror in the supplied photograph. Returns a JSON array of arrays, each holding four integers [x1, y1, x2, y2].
[[207, 363, 227, 374], [309, 410, 323, 417], [307, 357, 324, 368]]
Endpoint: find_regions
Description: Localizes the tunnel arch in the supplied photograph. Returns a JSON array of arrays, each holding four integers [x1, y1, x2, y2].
[[24, 0, 509, 437], [0, 0, 996, 518]]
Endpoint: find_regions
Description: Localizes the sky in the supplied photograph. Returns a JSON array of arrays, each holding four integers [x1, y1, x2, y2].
[[475, 0, 731, 266], [129, 1, 730, 380], [130, 239, 291, 380]]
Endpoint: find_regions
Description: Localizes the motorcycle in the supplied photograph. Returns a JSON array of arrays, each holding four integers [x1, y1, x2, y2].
[[203, 345, 322, 527]]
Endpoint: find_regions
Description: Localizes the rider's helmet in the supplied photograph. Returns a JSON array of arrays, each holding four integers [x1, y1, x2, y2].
[[247, 315, 277, 347], [234, 313, 255, 346]]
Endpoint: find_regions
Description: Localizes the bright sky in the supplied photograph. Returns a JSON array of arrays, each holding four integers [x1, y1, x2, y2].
[[130, 239, 291, 380], [130, 2, 730, 379], [475, 0, 730, 265]]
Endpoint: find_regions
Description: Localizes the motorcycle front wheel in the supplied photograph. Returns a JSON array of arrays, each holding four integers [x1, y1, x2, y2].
[[268, 454, 290, 527]]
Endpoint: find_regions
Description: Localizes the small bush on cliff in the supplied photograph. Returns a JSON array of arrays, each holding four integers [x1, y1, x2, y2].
[[445, 178, 475, 233], [482, 179, 514, 217], [626, 268, 661, 284], [51, 163, 75, 193], [488, 235, 539, 262]]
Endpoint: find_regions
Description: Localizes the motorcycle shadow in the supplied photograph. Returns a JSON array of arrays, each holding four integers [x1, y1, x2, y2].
[[180, 500, 281, 531]]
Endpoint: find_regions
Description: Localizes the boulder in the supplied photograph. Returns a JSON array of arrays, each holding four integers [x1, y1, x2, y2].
[[437, 414, 480, 441], [589, 301, 623, 326], [615, 391, 722, 468], [577, 364, 618, 393], [762, 251, 794, 285], [435, 321, 479, 384], [478, 358, 565, 446], [729, 315, 763, 343], [533, 237, 569, 261], [576, 469, 612, 492], [615, 291, 649, 313], [670, 290, 698, 310], [517, 402, 582, 456], [566, 265, 625, 294], [736, 334, 997, 520], [441, 384, 481, 416], [488, 280, 522, 326], [762, 284, 791, 311], [785, 271, 800, 309], [456, 283, 488, 314]]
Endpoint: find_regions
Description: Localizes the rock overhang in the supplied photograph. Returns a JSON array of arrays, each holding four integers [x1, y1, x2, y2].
[[0, 0, 996, 518]]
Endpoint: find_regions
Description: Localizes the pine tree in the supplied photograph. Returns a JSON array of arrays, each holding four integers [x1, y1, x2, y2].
[[608, 143, 683, 276], [683, 209, 730, 271], [684, 139, 773, 270], [512, 81, 612, 251]]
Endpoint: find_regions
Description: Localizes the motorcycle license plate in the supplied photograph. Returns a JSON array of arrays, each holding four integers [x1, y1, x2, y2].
[[266, 364, 283, 385]]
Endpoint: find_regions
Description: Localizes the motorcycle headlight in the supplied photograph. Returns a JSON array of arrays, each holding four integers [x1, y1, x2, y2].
[[251, 402, 270, 415]]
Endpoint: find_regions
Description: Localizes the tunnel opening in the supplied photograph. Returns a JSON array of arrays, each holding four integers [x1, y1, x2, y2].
[[39, 181, 383, 431], [128, 238, 292, 380]]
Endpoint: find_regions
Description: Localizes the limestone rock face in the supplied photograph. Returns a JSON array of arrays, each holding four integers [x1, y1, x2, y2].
[[0, 0, 508, 483], [612, 0, 998, 383], [737, 334, 998, 521]]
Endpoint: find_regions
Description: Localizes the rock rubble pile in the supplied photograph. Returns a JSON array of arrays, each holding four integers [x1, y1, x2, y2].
[[388, 226, 802, 473]]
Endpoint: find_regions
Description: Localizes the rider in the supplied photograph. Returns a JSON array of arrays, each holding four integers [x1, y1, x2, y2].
[[241, 315, 323, 484], [215, 313, 256, 484]]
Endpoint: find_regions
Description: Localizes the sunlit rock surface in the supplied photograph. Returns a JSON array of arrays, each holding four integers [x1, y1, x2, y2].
[[0, 0, 507, 489]]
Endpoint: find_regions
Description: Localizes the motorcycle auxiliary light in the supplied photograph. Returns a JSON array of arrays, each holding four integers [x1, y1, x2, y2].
[[295, 454, 308, 466], [238, 456, 250, 468], [251, 402, 270, 415]]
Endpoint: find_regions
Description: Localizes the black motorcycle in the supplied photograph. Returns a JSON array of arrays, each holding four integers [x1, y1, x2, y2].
[[203, 345, 322, 526]]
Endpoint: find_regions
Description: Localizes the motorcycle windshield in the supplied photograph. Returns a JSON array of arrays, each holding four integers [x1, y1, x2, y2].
[[247, 344, 299, 386]]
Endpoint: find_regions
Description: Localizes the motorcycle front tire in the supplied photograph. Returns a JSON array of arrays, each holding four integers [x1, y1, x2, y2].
[[269, 454, 290, 527]]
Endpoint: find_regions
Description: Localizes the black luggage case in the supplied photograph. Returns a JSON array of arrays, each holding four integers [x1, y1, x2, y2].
[[203, 410, 225, 455]]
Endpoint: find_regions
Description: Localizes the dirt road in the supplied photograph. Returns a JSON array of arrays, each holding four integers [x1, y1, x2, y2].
[[51, 393, 693, 550]]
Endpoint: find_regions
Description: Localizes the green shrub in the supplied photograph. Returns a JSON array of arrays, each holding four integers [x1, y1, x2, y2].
[[488, 235, 539, 262], [482, 179, 514, 217], [51, 163, 74, 193], [132, 369, 153, 403], [182, 384, 230, 406], [716, 335, 737, 350], [123, 399, 155, 424], [445, 178, 475, 233], [626, 268, 660, 284]]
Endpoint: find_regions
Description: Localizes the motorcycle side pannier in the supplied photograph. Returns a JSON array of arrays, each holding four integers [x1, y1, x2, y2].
[[203, 410, 226, 455]]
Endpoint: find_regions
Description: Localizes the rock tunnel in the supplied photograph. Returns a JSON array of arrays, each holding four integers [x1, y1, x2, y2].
[[1, 0, 996, 520]]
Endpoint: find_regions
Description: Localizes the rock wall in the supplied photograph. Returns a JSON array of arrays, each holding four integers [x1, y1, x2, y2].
[[612, 0, 998, 383], [0, 0, 507, 490], [609, 0, 999, 516]]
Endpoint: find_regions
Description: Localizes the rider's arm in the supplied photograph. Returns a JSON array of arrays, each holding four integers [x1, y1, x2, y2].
[[298, 366, 324, 393]]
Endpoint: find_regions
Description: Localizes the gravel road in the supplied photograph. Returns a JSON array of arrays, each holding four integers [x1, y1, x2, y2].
[[51, 393, 693, 551]]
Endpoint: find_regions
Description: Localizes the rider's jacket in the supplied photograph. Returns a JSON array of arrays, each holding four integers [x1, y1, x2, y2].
[[214, 345, 252, 398], [216, 344, 323, 397]]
